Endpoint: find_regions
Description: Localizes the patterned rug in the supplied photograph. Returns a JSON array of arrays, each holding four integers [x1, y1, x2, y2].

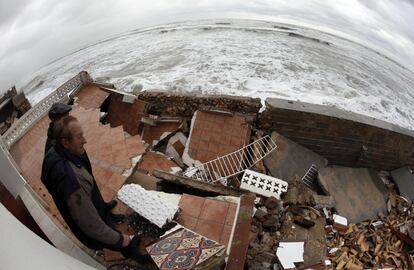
[[146, 227, 225, 269]]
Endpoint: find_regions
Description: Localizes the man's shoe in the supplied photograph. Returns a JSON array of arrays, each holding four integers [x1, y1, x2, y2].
[[106, 200, 118, 210], [109, 213, 126, 224]]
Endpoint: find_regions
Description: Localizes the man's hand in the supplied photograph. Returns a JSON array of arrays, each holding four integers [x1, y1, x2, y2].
[[122, 234, 132, 247]]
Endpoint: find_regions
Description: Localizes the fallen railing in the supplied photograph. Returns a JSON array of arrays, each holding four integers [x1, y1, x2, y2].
[[185, 135, 277, 184]]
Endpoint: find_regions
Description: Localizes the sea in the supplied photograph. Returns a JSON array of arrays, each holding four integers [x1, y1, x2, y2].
[[20, 19, 414, 130]]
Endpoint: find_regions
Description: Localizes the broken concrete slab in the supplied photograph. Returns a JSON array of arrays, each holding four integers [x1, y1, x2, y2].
[[264, 132, 327, 184], [183, 110, 251, 168], [106, 93, 148, 135], [126, 170, 160, 191], [390, 166, 414, 203], [141, 116, 183, 147], [165, 132, 187, 160], [153, 169, 249, 197], [177, 194, 237, 246], [318, 166, 388, 223], [137, 152, 181, 175], [226, 194, 256, 270]]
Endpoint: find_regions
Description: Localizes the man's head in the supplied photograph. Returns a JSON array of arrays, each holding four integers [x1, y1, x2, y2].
[[54, 116, 87, 156], [48, 102, 72, 122]]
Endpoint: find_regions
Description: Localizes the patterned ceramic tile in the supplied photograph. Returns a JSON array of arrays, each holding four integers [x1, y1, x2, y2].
[[146, 227, 225, 270], [240, 169, 288, 199]]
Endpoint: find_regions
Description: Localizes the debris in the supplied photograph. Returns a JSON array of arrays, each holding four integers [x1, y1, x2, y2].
[[276, 242, 305, 269], [146, 227, 226, 270], [332, 214, 348, 231], [185, 135, 277, 184], [165, 132, 187, 160], [293, 215, 315, 228], [391, 166, 414, 203], [318, 166, 388, 223], [183, 110, 251, 168], [283, 176, 315, 205], [263, 131, 327, 184], [264, 196, 281, 209], [117, 184, 179, 228], [301, 164, 321, 193], [141, 116, 183, 147], [312, 194, 335, 209], [240, 169, 288, 199], [226, 194, 256, 270], [126, 170, 160, 191], [153, 169, 249, 197], [137, 152, 181, 175], [105, 92, 148, 135]]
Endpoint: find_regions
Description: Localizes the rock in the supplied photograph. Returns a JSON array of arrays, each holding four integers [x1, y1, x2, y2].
[[312, 194, 335, 209], [265, 196, 280, 209], [262, 215, 280, 230], [257, 251, 277, 265], [261, 232, 276, 251], [255, 208, 268, 220]]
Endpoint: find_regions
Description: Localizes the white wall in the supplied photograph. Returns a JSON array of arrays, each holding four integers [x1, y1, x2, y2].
[[0, 204, 96, 270], [0, 139, 25, 198]]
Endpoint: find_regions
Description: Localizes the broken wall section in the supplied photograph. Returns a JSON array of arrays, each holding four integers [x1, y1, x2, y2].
[[137, 90, 262, 119], [259, 98, 414, 171]]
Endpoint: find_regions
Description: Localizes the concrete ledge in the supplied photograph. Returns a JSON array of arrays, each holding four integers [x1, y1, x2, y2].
[[259, 98, 414, 171], [264, 98, 414, 137]]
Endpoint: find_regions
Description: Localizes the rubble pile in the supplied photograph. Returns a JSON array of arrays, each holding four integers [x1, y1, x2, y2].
[[43, 85, 414, 269], [137, 91, 261, 118], [325, 192, 414, 269]]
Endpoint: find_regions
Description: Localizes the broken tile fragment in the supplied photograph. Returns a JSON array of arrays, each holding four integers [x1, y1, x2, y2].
[[177, 194, 238, 246], [117, 184, 179, 228], [137, 152, 180, 175], [240, 169, 288, 199], [165, 132, 187, 160], [141, 116, 182, 147]]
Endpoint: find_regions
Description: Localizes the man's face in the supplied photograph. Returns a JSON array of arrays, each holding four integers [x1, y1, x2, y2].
[[62, 121, 87, 156]]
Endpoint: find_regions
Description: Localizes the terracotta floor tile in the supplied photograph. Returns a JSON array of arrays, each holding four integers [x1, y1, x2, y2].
[[220, 225, 232, 246], [179, 194, 205, 218], [178, 214, 198, 231], [101, 186, 117, 202], [194, 219, 223, 243], [199, 199, 229, 223], [105, 174, 126, 191]]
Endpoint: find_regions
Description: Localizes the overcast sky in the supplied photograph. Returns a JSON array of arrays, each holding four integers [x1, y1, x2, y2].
[[1, 0, 413, 93]]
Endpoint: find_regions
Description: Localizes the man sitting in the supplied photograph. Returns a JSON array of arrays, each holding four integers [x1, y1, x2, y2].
[[41, 115, 133, 254]]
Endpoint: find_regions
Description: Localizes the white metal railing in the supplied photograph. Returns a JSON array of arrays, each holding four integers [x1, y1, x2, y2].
[[2, 72, 91, 149], [301, 164, 318, 191], [185, 135, 277, 184]]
